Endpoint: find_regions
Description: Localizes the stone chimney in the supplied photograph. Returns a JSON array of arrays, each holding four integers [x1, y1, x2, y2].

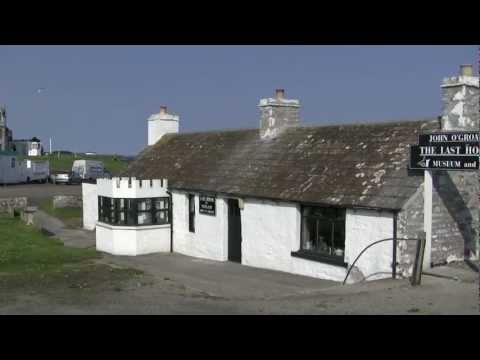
[[0, 106, 7, 151], [147, 105, 179, 146], [258, 89, 300, 139], [441, 64, 479, 130]]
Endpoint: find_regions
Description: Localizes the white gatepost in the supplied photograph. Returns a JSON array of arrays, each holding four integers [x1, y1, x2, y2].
[[423, 169, 433, 269]]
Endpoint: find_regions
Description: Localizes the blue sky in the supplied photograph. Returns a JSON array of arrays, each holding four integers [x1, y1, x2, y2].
[[0, 45, 477, 155]]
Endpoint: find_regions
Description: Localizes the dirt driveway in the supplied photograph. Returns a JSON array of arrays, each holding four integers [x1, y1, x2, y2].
[[1, 248, 478, 314]]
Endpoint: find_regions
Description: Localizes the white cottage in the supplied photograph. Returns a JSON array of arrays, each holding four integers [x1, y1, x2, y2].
[[84, 65, 479, 283]]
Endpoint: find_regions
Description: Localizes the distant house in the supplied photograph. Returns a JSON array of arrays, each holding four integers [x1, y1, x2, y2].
[[83, 65, 479, 283], [12, 137, 43, 157]]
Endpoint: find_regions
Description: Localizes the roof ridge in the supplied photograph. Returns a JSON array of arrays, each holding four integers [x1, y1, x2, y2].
[[165, 117, 439, 137]]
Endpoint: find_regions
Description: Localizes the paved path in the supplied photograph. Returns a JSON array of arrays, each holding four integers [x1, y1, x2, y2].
[[33, 209, 95, 248]]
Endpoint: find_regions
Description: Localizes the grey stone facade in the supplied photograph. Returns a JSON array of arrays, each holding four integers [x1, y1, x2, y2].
[[441, 75, 479, 130], [398, 66, 480, 275], [0, 197, 28, 216], [259, 89, 300, 139], [397, 171, 479, 275], [0, 106, 12, 151]]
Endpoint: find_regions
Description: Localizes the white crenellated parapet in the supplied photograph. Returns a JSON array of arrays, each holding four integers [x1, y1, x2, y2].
[[97, 177, 169, 198]]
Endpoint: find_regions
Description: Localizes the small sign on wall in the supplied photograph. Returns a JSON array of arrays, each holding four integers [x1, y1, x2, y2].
[[199, 194, 216, 216]]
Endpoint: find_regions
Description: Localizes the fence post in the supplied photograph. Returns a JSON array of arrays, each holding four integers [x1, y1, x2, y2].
[[411, 231, 426, 286]]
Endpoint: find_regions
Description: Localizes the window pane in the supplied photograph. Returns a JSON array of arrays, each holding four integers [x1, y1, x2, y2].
[[302, 216, 316, 251], [301, 206, 345, 258], [317, 219, 333, 255], [333, 220, 345, 256], [138, 199, 151, 211], [126, 199, 136, 225], [155, 198, 168, 209], [138, 212, 152, 225], [155, 210, 168, 224]]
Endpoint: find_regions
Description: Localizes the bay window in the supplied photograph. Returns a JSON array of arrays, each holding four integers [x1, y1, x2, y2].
[[98, 196, 170, 226]]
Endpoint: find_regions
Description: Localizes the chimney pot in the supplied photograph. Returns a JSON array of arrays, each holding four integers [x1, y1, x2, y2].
[[460, 64, 473, 77], [160, 106, 168, 114], [275, 89, 285, 100]]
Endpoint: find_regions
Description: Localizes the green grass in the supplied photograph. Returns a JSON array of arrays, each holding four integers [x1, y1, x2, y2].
[[0, 216, 99, 274], [39, 200, 82, 228], [19, 153, 129, 175], [39, 200, 82, 221]]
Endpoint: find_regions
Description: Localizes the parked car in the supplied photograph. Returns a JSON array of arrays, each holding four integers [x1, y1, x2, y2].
[[50, 171, 73, 185]]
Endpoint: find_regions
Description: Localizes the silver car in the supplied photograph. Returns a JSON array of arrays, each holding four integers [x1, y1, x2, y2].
[[50, 172, 70, 184]]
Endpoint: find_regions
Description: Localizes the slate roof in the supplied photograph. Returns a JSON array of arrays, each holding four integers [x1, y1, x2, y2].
[[124, 118, 440, 210]]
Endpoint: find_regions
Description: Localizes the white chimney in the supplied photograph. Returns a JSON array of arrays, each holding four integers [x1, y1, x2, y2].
[[147, 105, 179, 146]]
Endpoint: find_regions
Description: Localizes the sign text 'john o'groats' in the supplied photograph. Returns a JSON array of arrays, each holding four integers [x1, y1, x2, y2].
[[199, 194, 216, 216], [409, 131, 480, 171]]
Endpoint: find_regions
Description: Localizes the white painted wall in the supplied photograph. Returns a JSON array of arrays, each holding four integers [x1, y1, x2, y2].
[[147, 112, 179, 146], [241, 199, 348, 282], [82, 182, 98, 230], [92, 177, 171, 255], [344, 209, 394, 281], [171, 191, 228, 261], [96, 222, 170, 255], [97, 177, 169, 198]]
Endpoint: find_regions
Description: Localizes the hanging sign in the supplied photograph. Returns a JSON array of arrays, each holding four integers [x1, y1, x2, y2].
[[199, 194, 216, 216], [409, 131, 480, 171]]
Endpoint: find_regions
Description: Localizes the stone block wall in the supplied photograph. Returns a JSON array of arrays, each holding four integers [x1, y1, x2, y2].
[[397, 171, 479, 276], [53, 195, 82, 209], [0, 197, 28, 215]]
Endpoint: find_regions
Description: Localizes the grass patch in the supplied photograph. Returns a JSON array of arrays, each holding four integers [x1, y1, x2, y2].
[[39, 199, 82, 228], [0, 216, 98, 274], [18, 153, 129, 175], [39, 199, 82, 221]]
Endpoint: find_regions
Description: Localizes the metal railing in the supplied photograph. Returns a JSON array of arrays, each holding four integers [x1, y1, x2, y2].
[[342, 235, 426, 286]]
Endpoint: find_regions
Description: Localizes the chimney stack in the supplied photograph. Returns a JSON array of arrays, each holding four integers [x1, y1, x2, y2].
[[460, 64, 473, 77], [275, 89, 285, 100], [258, 89, 300, 139], [147, 105, 179, 146], [441, 64, 479, 131]]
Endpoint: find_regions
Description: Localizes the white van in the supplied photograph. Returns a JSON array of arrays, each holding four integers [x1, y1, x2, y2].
[[72, 160, 108, 180]]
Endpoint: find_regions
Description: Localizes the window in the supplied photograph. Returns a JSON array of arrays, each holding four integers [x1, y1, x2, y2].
[[98, 196, 170, 226], [292, 206, 346, 266], [11, 157, 15, 168], [188, 194, 195, 233]]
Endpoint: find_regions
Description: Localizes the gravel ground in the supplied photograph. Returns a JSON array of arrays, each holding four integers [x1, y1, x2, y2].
[[0, 183, 81, 206], [1, 250, 478, 315]]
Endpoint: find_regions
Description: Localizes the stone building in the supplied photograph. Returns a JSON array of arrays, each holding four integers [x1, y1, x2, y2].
[[83, 65, 479, 283], [0, 106, 13, 152]]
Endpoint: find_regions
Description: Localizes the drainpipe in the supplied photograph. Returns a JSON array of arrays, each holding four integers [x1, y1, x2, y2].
[[166, 190, 173, 253], [392, 211, 398, 279]]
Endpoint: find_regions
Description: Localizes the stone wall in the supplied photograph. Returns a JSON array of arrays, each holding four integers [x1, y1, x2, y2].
[[0, 197, 28, 215], [53, 195, 82, 209], [397, 171, 479, 276]]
